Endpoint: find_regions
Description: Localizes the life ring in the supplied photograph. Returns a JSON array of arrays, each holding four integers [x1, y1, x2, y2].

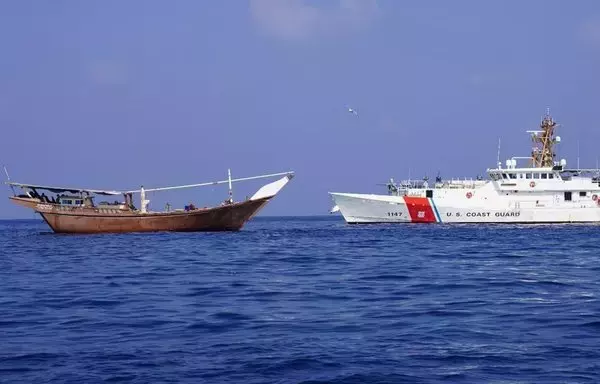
[[593, 194, 598, 201], [466, 192, 473, 199], [530, 181, 536, 188]]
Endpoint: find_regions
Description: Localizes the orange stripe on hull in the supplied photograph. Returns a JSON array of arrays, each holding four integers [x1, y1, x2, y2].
[[403, 197, 437, 223]]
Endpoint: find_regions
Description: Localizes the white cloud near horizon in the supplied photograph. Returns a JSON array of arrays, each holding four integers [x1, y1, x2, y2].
[[249, 0, 380, 41]]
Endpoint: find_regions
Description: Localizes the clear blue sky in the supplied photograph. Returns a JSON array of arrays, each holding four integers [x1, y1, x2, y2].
[[1, 0, 600, 218]]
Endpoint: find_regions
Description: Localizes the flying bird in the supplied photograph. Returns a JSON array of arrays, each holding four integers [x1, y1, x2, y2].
[[347, 107, 358, 116]]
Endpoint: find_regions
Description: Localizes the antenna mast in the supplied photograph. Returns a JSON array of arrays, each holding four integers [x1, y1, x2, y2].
[[577, 140, 580, 170], [496, 137, 501, 168], [530, 108, 559, 167]]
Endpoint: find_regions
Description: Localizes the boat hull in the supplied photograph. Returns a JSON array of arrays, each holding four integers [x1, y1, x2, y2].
[[330, 192, 600, 224], [26, 197, 271, 234]]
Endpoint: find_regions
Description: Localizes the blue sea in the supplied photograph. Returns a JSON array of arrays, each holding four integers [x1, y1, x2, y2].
[[2, 217, 600, 383]]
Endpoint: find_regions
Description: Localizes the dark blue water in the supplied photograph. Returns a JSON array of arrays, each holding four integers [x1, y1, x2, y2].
[[2, 217, 600, 383]]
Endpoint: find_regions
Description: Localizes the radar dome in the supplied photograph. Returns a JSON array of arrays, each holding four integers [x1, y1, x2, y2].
[[560, 159, 567, 166], [555, 136, 561, 143]]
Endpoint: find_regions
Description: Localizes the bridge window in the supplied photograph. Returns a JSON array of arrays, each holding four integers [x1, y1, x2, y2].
[[426, 190, 433, 198], [564, 191, 572, 201], [580, 191, 587, 197], [541, 173, 548, 179], [525, 173, 532, 179], [509, 173, 517, 179], [533, 173, 540, 179], [549, 173, 555, 179]]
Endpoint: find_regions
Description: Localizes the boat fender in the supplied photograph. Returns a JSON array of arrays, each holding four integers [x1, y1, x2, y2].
[[466, 192, 473, 199], [593, 194, 598, 201], [530, 181, 536, 188]]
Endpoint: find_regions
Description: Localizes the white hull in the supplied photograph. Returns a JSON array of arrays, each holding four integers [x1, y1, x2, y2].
[[330, 189, 600, 224]]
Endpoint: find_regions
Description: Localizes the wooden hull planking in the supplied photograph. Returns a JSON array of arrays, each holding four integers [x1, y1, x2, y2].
[[21, 197, 271, 234]]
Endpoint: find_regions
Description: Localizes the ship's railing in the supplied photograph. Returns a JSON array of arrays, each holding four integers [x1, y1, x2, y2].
[[436, 179, 488, 189], [390, 178, 487, 191]]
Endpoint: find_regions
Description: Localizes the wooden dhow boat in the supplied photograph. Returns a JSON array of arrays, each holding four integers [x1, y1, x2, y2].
[[4, 169, 294, 233]]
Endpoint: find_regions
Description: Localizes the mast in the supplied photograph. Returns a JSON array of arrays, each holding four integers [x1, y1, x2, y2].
[[530, 108, 559, 167], [577, 140, 580, 170], [496, 137, 501, 169], [140, 186, 150, 213], [227, 168, 233, 203]]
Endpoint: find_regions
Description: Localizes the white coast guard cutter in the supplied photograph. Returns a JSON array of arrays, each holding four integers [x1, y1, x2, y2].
[[330, 110, 600, 224]]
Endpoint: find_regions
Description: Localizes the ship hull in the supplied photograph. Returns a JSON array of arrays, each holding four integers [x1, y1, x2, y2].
[[330, 192, 600, 224], [22, 197, 271, 234]]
